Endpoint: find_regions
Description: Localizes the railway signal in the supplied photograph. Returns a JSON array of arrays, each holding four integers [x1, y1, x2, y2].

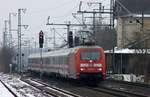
[[39, 30, 44, 48], [39, 30, 44, 79], [68, 31, 73, 48]]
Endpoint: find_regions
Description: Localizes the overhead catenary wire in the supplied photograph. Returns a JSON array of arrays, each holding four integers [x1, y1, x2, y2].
[[24, 0, 79, 33], [24, 1, 79, 38], [30, 0, 78, 14], [115, 0, 132, 15], [50, 27, 67, 42], [50, 1, 79, 21]]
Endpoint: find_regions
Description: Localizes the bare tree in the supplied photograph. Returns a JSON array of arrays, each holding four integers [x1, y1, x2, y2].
[[0, 47, 12, 73]]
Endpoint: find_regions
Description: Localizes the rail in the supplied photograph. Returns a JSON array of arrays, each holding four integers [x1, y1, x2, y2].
[[0, 80, 18, 97], [87, 86, 148, 97], [21, 78, 82, 97]]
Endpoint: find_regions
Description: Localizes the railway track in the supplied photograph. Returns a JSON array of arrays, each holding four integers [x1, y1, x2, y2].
[[0, 80, 18, 97], [23, 77, 149, 97], [94, 80, 150, 97], [87, 86, 148, 97], [23, 74, 150, 97], [106, 79, 150, 88], [21, 78, 82, 97]]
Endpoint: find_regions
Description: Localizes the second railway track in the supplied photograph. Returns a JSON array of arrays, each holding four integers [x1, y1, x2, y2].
[[21, 78, 82, 97], [97, 79, 150, 97], [87, 86, 149, 97]]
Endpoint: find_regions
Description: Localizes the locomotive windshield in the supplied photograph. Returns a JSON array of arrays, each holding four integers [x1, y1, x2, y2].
[[80, 51, 100, 60]]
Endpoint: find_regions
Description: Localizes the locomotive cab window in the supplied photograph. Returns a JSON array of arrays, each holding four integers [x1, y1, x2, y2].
[[80, 51, 100, 60]]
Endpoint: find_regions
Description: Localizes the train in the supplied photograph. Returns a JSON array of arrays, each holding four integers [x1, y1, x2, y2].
[[27, 46, 106, 83]]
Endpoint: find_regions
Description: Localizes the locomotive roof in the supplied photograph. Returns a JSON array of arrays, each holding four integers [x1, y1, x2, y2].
[[28, 46, 101, 59]]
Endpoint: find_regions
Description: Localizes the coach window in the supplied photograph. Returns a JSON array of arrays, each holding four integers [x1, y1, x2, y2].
[[43, 58, 45, 64], [28, 59, 30, 63], [56, 57, 58, 64], [50, 57, 53, 64], [56, 57, 57, 64], [34, 59, 36, 63], [57, 56, 61, 64], [49, 57, 50, 64], [59, 56, 62, 64], [64, 56, 66, 64], [30, 59, 32, 63], [49, 57, 51, 64], [52, 57, 53, 64], [43, 58, 46, 64], [53, 57, 55, 64], [54, 57, 56, 64], [33, 58, 35, 64], [46, 58, 49, 64], [32, 59, 34, 64], [63, 56, 65, 64], [56, 56, 59, 64], [38, 58, 40, 64], [61, 56, 63, 64], [64, 56, 67, 64], [55, 57, 57, 64], [35, 58, 37, 63], [35, 58, 37, 64], [36, 58, 38, 64], [57, 56, 60, 64], [44, 58, 46, 64], [63, 56, 66, 64], [47, 58, 49, 64], [29, 59, 31, 63]]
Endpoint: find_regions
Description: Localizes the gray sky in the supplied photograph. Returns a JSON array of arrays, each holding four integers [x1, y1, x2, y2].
[[0, 0, 110, 47]]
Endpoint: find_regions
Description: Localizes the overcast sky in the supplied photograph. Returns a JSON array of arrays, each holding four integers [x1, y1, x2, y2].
[[0, 0, 110, 47]]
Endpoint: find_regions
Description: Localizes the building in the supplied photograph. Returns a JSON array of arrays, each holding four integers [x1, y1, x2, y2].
[[116, 15, 150, 48], [115, 0, 150, 48]]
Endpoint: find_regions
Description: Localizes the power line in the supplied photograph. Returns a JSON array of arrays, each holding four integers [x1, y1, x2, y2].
[[30, 0, 78, 14], [49, 1, 79, 22], [115, 0, 132, 14]]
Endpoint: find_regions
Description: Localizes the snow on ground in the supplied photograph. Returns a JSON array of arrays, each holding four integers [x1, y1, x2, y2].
[[105, 48, 150, 54], [0, 73, 51, 97], [0, 80, 15, 97]]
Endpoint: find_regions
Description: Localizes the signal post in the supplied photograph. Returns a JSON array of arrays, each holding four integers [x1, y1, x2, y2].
[[39, 30, 44, 79]]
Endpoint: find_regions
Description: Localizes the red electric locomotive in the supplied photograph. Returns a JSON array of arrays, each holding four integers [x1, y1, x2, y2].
[[28, 46, 106, 83]]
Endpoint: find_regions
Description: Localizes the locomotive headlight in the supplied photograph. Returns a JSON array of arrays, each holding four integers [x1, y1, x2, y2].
[[98, 68, 102, 71], [80, 68, 84, 71], [93, 64, 102, 67]]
